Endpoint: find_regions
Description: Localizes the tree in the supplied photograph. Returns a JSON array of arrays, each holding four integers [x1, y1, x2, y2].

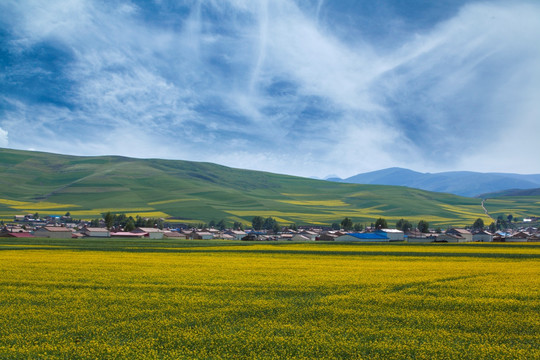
[[124, 217, 135, 232], [331, 223, 340, 230], [208, 220, 216, 228], [252, 216, 264, 230], [496, 215, 507, 230], [272, 222, 281, 234], [233, 221, 244, 231], [103, 212, 114, 230], [374, 218, 388, 229], [471, 218, 485, 231], [488, 222, 497, 233], [263, 217, 278, 231], [216, 219, 226, 231], [341, 217, 353, 231], [507, 214, 513, 223], [396, 218, 412, 232], [417, 220, 429, 233], [353, 223, 364, 232], [289, 223, 298, 231]]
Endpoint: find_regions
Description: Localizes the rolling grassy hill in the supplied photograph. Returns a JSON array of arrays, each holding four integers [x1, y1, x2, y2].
[[0, 148, 502, 227]]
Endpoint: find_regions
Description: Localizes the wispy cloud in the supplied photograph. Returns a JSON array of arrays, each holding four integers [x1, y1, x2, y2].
[[1, 0, 539, 177]]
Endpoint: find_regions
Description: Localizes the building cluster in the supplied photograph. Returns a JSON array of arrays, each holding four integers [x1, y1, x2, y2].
[[1, 214, 539, 242]]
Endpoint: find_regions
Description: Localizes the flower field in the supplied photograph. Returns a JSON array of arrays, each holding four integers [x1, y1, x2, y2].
[[0, 240, 538, 359]]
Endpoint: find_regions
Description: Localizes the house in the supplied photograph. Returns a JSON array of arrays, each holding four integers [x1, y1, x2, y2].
[[191, 231, 213, 240], [506, 231, 530, 242], [163, 231, 187, 239], [291, 234, 311, 241], [445, 228, 473, 242], [527, 233, 540, 242], [335, 232, 389, 242], [0, 232, 34, 238], [472, 230, 493, 242], [33, 226, 73, 239], [80, 226, 110, 238], [241, 233, 259, 241], [407, 235, 437, 243], [377, 229, 404, 241], [134, 227, 164, 239], [299, 230, 318, 241], [110, 231, 147, 238], [436, 233, 468, 243], [218, 233, 235, 240], [317, 232, 338, 241], [225, 230, 247, 240]]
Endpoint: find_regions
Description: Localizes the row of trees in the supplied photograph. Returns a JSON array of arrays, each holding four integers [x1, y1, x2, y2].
[[331, 217, 432, 233], [96, 212, 165, 231], [471, 214, 521, 233], [251, 216, 282, 233], [88, 213, 523, 234]]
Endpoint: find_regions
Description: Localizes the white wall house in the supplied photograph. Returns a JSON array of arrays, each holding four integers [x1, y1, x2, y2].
[[34, 226, 73, 239], [472, 230, 493, 242], [378, 229, 405, 241], [81, 227, 110, 238], [135, 227, 164, 239]]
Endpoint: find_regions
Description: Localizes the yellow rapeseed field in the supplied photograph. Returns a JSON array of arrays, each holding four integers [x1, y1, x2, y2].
[[0, 241, 538, 359]]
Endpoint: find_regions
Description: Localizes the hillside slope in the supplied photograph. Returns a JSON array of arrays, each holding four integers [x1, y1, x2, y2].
[[335, 168, 540, 197], [0, 148, 493, 226]]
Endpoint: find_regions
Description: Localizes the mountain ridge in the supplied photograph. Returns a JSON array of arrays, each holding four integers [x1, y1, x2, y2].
[[330, 168, 540, 197]]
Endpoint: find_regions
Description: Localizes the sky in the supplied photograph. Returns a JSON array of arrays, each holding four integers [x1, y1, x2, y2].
[[1, 0, 539, 178]]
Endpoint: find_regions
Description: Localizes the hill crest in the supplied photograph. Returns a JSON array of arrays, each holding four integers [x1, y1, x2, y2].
[[330, 168, 540, 197]]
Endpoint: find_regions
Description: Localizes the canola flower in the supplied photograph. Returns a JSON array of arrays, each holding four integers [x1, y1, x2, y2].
[[0, 242, 538, 359]]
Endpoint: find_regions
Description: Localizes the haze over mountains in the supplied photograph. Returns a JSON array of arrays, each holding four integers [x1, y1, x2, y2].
[[327, 168, 540, 197]]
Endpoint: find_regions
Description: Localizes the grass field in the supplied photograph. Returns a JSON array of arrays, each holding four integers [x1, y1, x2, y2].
[[1, 238, 538, 359], [0, 148, 498, 227], [483, 196, 540, 220]]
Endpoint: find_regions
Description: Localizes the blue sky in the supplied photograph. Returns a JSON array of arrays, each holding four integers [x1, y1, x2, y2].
[[1, 0, 539, 178]]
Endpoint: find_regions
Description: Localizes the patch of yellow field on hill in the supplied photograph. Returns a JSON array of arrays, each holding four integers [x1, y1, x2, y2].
[[438, 204, 491, 221], [0, 198, 79, 210], [277, 200, 351, 207], [67, 209, 169, 218], [0, 199, 31, 206], [148, 199, 197, 205], [123, 211, 171, 218]]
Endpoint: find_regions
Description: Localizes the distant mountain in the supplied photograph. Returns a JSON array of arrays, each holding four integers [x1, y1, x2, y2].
[[331, 167, 540, 197]]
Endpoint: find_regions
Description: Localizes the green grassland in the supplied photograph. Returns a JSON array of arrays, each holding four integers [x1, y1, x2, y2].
[[0, 238, 538, 359], [0, 148, 526, 227], [483, 196, 540, 220]]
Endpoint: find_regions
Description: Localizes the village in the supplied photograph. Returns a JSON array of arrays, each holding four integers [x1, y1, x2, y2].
[[2, 212, 539, 243]]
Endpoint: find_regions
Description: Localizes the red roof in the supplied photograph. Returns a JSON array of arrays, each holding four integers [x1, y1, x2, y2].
[[6, 232, 35, 238]]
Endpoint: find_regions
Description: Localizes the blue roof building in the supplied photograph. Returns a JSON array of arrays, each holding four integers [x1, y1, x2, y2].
[[335, 232, 389, 242]]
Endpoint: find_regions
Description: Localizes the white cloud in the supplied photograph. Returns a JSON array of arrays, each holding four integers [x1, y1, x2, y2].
[[1, 0, 540, 177], [0, 127, 8, 147]]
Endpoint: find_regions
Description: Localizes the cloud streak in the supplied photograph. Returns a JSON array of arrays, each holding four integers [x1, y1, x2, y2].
[[1, 0, 539, 177]]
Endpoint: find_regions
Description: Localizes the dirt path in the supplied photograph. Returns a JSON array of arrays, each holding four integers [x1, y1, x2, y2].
[[481, 199, 494, 221]]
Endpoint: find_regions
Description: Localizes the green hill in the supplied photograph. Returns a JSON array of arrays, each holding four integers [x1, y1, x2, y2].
[[0, 148, 494, 227]]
